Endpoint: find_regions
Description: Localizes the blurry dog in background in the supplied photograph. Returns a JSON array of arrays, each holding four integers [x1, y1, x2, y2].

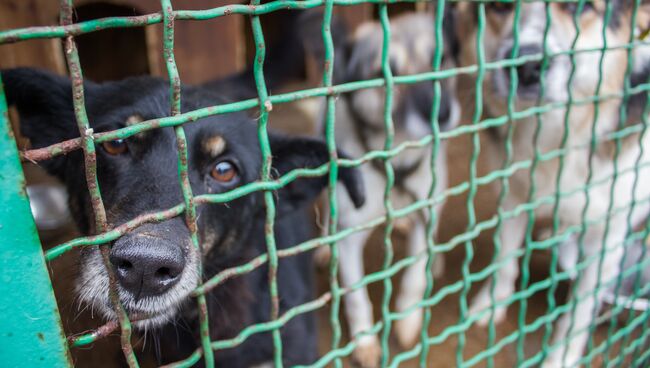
[[457, 2, 650, 366], [310, 11, 460, 367]]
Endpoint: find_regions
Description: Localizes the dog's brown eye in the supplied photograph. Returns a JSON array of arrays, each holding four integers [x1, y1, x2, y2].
[[102, 139, 128, 155], [488, 2, 514, 13], [211, 161, 238, 183]]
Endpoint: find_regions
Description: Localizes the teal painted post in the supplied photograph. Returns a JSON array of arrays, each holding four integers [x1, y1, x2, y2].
[[0, 76, 71, 366]]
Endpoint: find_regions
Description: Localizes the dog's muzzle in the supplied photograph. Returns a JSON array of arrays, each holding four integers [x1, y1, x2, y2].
[[109, 224, 188, 300]]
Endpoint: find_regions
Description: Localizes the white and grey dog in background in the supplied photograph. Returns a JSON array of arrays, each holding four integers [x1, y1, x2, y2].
[[457, 2, 650, 367], [312, 11, 461, 367]]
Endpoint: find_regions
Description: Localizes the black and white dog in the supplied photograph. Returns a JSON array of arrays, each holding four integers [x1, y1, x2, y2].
[[3, 67, 365, 366], [456, 2, 650, 366], [311, 11, 461, 367]]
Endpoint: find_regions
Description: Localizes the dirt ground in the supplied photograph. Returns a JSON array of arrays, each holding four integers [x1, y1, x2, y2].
[[26, 77, 638, 367]]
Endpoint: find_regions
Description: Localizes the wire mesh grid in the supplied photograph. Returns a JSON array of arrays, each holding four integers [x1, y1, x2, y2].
[[1, 0, 650, 367]]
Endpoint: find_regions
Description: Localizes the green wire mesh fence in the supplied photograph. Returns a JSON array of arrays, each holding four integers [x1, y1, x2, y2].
[[1, 0, 650, 367]]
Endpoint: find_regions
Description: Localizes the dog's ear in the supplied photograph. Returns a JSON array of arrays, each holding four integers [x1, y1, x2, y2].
[[1, 68, 78, 177], [269, 134, 365, 216], [295, 9, 351, 84], [344, 23, 379, 84]]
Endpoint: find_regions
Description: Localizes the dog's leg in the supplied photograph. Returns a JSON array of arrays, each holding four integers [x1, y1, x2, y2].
[[338, 229, 381, 368], [543, 225, 625, 368], [469, 207, 528, 326], [394, 216, 430, 349], [391, 149, 447, 346], [393, 151, 447, 348]]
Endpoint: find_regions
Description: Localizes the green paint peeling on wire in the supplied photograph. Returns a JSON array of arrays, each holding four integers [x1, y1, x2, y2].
[[418, 1, 446, 366], [59, 0, 138, 365], [1, 0, 650, 367], [160, 1, 214, 367]]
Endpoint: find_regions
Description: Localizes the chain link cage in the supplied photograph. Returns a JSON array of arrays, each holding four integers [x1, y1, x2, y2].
[[1, 0, 649, 367]]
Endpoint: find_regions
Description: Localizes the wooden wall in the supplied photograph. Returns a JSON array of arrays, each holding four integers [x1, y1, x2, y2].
[[0, 0, 246, 84], [0, 0, 428, 147], [0, 1, 64, 73], [0, 0, 418, 85]]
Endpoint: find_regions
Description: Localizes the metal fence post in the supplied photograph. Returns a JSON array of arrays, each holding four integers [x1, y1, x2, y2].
[[0, 76, 71, 367]]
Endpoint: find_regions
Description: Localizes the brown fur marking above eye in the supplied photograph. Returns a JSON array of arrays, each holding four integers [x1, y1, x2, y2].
[[125, 114, 144, 126], [203, 135, 227, 157], [125, 114, 147, 139]]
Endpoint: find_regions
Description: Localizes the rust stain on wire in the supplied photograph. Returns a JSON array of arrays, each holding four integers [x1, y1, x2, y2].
[[59, 1, 138, 366]]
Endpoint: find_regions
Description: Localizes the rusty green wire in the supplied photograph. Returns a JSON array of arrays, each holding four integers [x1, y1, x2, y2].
[[590, 0, 639, 363], [615, 75, 650, 367], [455, 2, 485, 365], [562, 0, 637, 366], [316, 2, 345, 367], [594, 2, 650, 366], [530, 3, 557, 366], [248, 0, 285, 365], [2, 1, 650, 367], [160, 1, 215, 366], [377, 5, 397, 366], [487, 1, 523, 367], [418, 0, 446, 366], [59, 1, 137, 366]]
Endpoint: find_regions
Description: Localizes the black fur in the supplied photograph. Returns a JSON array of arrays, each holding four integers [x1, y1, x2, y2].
[[3, 67, 365, 367]]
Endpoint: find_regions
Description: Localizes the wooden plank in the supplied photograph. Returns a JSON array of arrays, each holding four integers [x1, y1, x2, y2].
[[0, 0, 64, 73], [139, 0, 244, 84]]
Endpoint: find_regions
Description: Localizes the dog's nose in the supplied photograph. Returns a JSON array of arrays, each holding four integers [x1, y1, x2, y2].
[[110, 237, 185, 299], [509, 45, 543, 88]]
